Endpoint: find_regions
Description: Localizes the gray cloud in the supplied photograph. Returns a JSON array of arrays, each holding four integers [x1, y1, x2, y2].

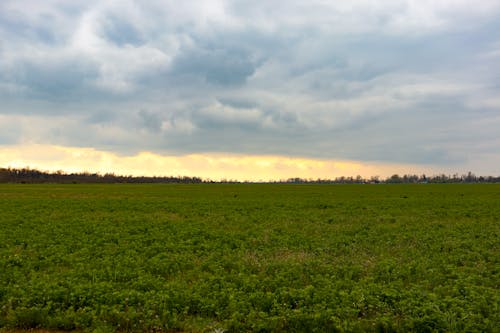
[[138, 110, 162, 132], [171, 46, 257, 86], [17, 59, 99, 99], [1, 0, 500, 172], [100, 15, 145, 47]]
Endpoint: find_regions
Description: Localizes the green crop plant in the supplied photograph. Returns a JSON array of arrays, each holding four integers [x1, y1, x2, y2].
[[0, 184, 498, 332]]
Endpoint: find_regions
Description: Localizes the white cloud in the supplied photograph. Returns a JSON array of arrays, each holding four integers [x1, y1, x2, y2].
[[227, 0, 500, 35]]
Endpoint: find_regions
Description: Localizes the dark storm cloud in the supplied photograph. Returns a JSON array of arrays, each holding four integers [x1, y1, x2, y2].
[[170, 46, 257, 86], [16, 59, 99, 99]]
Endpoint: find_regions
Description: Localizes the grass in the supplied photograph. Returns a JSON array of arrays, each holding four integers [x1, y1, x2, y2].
[[0, 183, 499, 332]]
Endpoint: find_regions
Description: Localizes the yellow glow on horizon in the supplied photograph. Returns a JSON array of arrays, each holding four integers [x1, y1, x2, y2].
[[0, 144, 437, 181]]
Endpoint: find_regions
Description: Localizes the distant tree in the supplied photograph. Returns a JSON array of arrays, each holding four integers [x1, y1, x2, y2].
[[387, 174, 402, 183]]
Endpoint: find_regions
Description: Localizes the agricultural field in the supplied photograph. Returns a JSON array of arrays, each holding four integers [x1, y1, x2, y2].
[[0, 184, 498, 332]]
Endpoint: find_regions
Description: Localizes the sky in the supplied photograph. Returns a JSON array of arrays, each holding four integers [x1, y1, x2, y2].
[[1, 0, 500, 181]]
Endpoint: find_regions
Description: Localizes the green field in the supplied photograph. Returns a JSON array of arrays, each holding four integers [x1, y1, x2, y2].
[[0, 184, 498, 332]]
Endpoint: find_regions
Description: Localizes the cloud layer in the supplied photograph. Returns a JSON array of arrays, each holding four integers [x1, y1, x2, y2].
[[0, 144, 443, 181], [1, 0, 500, 174]]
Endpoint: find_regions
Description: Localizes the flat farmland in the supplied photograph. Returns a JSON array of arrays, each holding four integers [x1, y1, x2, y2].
[[0, 184, 498, 332]]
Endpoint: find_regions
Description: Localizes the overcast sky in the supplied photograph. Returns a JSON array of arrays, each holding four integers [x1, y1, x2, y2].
[[1, 0, 500, 179]]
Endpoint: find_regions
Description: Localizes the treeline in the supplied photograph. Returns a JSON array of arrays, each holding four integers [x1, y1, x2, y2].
[[282, 172, 500, 184], [0, 168, 202, 184], [1, 167, 499, 184]]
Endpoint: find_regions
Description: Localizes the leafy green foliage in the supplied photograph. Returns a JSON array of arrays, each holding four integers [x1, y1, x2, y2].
[[0, 184, 498, 332]]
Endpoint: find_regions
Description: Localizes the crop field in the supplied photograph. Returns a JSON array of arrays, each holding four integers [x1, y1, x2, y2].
[[0, 184, 498, 332]]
